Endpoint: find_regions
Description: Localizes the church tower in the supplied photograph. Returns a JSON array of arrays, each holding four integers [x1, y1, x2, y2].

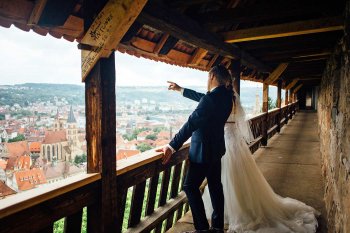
[[53, 109, 64, 131], [66, 106, 78, 146]]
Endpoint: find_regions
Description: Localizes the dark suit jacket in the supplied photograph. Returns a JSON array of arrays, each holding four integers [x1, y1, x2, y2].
[[169, 85, 233, 163]]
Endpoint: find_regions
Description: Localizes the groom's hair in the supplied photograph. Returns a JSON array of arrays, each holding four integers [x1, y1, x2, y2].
[[209, 65, 232, 85]]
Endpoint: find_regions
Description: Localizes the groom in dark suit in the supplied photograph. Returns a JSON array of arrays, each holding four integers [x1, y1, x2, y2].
[[157, 65, 233, 233]]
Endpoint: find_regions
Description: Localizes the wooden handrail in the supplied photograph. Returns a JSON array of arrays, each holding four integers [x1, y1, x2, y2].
[[0, 173, 101, 219]]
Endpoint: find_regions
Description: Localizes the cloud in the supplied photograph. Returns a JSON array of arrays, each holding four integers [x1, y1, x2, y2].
[[0, 26, 262, 88]]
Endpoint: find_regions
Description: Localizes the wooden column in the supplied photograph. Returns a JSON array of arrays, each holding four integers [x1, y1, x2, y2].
[[285, 87, 289, 124], [84, 1, 117, 232], [85, 54, 117, 233], [276, 80, 282, 133], [289, 89, 293, 119], [261, 82, 269, 146], [230, 59, 241, 95]]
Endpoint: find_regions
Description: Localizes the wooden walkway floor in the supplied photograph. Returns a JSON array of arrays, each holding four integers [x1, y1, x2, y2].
[[167, 111, 327, 233]]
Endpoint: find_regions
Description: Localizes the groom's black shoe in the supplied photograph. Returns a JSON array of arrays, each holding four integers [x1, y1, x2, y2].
[[209, 228, 224, 233]]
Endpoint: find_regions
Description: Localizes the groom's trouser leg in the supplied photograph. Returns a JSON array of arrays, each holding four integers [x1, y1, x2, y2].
[[183, 162, 209, 230], [207, 161, 224, 229]]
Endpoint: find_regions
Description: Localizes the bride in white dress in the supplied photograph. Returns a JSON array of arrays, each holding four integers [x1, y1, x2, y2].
[[202, 90, 320, 233]]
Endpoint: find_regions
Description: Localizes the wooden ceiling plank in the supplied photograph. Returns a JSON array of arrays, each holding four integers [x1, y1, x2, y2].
[[223, 16, 344, 43], [81, 0, 148, 81], [188, 47, 208, 65], [28, 0, 47, 25], [285, 79, 299, 90], [264, 63, 288, 84], [137, 2, 271, 72]]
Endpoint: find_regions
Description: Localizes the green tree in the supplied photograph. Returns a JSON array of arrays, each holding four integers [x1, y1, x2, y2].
[[268, 97, 276, 110], [74, 154, 87, 165], [145, 134, 157, 141], [8, 134, 25, 143], [0, 114, 5, 120], [136, 143, 153, 152]]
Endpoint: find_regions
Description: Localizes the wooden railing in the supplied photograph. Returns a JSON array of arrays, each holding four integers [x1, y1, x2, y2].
[[0, 102, 298, 233]]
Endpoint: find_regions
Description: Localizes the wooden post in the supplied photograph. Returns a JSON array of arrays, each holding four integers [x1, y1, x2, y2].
[[85, 54, 117, 233], [230, 59, 241, 95], [285, 87, 289, 124], [276, 80, 282, 133], [289, 89, 293, 119], [84, 1, 117, 232], [261, 82, 269, 146]]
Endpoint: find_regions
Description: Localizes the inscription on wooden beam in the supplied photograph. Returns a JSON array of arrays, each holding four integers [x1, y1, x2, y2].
[[264, 63, 288, 84], [81, 0, 147, 81]]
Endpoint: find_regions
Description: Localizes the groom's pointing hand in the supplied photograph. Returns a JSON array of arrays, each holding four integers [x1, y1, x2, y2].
[[167, 81, 182, 92]]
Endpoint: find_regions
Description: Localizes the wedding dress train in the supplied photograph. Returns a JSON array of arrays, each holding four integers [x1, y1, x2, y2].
[[202, 93, 319, 233]]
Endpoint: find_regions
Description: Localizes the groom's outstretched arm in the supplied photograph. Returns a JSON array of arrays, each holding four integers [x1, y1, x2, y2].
[[169, 95, 214, 151], [183, 88, 205, 102], [167, 81, 205, 102]]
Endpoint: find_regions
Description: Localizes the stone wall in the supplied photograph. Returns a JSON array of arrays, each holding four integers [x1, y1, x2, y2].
[[318, 2, 350, 232]]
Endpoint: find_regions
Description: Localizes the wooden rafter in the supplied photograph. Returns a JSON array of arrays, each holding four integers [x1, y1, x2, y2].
[[206, 54, 219, 69], [81, 0, 148, 80], [188, 48, 208, 65], [292, 84, 303, 93], [153, 33, 170, 54], [285, 79, 299, 90], [137, 2, 271, 72], [264, 63, 288, 84], [223, 16, 344, 43], [27, 0, 47, 25]]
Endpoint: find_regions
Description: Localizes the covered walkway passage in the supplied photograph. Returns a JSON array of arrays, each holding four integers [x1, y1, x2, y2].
[[169, 112, 326, 233]]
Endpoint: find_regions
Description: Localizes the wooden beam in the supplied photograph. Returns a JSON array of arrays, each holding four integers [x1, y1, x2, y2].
[[264, 63, 288, 84], [285, 79, 299, 90], [223, 16, 344, 43], [158, 35, 178, 55], [292, 84, 303, 93], [206, 54, 219, 69], [137, 2, 271, 72], [188, 47, 208, 65], [153, 33, 169, 54], [27, 0, 47, 25], [81, 0, 147, 80]]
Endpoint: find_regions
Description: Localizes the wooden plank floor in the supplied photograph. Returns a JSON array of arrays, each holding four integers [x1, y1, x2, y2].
[[167, 111, 327, 233]]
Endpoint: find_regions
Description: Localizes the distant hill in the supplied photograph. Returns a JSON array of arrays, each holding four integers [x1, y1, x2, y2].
[[0, 83, 276, 110]]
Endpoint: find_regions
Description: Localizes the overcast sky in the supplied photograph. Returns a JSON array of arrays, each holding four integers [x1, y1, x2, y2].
[[0, 26, 261, 88]]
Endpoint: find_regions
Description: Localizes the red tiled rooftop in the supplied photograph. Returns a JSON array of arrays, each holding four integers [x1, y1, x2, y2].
[[0, 181, 16, 198], [29, 142, 42, 153], [116, 149, 141, 160], [42, 130, 67, 144], [14, 168, 47, 191], [5, 141, 30, 157]]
